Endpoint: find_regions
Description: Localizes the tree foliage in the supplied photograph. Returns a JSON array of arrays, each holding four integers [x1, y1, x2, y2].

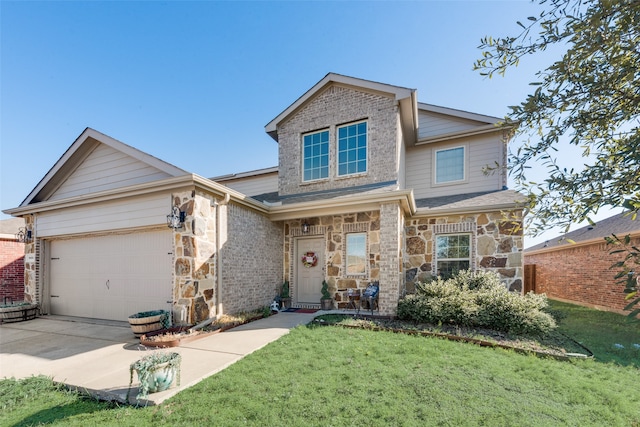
[[475, 0, 640, 235]]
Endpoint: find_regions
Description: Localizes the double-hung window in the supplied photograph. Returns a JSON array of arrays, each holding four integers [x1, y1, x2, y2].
[[337, 121, 367, 176], [346, 233, 366, 275], [435, 146, 465, 184], [436, 234, 470, 278], [303, 130, 329, 181]]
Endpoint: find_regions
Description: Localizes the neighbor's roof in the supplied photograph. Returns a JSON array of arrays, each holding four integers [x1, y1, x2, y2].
[[526, 212, 640, 253]]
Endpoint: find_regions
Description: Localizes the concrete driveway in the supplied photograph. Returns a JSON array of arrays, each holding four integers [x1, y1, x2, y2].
[[0, 312, 315, 405]]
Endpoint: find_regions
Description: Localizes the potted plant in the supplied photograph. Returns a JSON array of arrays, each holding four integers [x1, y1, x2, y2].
[[127, 351, 181, 401], [280, 280, 292, 309], [320, 280, 333, 310], [0, 301, 38, 323], [127, 309, 170, 337]]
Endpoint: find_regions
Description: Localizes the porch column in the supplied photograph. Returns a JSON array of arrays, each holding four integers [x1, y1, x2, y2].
[[378, 202, 403, 316]]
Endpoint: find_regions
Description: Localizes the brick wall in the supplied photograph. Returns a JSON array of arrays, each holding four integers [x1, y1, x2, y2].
[[277, 84, 399, 196], [0, 238, 25, 303], [221, 203, 283, 315], [525, 238, 637, 313]]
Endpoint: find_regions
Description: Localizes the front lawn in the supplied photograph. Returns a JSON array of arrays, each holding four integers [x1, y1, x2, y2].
[[1, 301, 638, 426]]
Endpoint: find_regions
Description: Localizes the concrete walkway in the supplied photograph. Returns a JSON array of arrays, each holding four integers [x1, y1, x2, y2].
[[0, 312, 316, 405]]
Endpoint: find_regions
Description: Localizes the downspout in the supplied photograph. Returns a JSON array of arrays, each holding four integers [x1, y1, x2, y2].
[[214, 192, 230, 317]]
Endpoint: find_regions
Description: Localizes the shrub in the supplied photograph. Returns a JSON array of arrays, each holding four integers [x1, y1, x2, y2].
[[398, 270, 557, 336]]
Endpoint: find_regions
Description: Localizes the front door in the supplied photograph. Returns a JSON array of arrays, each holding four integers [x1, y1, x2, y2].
[[295, 237, 325, 304]]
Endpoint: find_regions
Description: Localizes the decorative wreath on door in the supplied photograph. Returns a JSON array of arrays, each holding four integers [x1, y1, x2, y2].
[[301, 251, 318, 268]]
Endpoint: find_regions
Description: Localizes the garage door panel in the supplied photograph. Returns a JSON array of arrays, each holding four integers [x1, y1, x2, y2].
[[50, 230, 173, 321]]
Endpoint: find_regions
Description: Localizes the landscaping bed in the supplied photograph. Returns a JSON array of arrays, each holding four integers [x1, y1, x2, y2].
[[140, 309, 269, 348], [313, 314, 594, 360]]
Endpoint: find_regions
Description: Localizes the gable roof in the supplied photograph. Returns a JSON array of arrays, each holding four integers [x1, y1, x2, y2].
[[19, 128, 188, 206], [265, 72, 418, 144], [526, 212, 640, 253]]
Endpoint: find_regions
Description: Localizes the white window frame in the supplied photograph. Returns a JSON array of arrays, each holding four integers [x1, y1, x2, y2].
[[302, 129, 330, 183], [433, 144, 467, 185], [435, 233, 471, 278], [336, 120, 368, 178]]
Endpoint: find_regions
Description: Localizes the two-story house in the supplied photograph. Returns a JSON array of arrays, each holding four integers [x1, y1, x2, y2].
[[4, 73, 523, 324]]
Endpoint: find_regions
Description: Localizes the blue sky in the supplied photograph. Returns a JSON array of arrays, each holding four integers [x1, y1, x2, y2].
[[0, 0, 616, 246]]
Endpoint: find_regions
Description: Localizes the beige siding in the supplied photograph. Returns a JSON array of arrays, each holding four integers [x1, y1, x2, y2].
[[35, 193, 170, 237], [405, 134, 503, 199], [218, 173, 278, 197], [50, 144, 172, 201], [418, 111, 485, 140]]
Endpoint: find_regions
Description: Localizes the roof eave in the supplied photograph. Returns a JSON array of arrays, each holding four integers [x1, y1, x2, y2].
[[268, 189, 416, 221]]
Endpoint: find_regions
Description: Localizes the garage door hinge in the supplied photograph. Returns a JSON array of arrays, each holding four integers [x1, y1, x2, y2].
[[51, 257, 60, 260]]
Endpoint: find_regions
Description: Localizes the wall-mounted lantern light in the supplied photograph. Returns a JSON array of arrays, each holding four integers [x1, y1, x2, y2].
[[15, 226, 32, 243], [167, 206, 186, 230], [301, 222, 310, 234]]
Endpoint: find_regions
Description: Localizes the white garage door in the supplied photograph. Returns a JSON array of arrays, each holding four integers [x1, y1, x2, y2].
[[49, 230, 173, 321]]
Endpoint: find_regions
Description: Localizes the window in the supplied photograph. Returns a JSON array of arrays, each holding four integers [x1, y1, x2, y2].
[[346, 233, 366, 275], [436, 234, 470, 279], [303, 130, 329, 181], [337, 121, 367, 176], [435, 146, 465, 184]]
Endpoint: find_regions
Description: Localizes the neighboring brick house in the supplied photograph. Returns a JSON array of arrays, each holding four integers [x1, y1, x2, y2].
[[4, 73, 524, 324], [0, 218, 26, 303], [524, 213, 640, 313]]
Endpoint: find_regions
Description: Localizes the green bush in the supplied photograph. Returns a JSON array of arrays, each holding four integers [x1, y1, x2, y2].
[[398, 270, 557, 336]]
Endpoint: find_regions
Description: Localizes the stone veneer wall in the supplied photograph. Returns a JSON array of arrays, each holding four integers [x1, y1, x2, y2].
[[172, 191, 217, 324], [404, 211, 524, 292], [22, 215, 37, 306], [276, 85, 399, 196], [284, 206, 404, 316], [171, 191, 283, 323]]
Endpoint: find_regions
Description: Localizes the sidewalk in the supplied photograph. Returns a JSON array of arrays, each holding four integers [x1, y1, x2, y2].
[[0, 312, 316, 405]]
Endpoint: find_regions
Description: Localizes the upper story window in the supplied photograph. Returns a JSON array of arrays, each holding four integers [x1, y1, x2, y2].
[[302, 130, 329, 182], [337, 121, 367, 177], [435, 146, 465, 184]]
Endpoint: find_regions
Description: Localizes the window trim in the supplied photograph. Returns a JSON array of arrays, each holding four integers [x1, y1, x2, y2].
[[301, 129, 330, 183], [345, 232, 367, 277], [433, 144, 468, 186], [336, 120, 368, 178]]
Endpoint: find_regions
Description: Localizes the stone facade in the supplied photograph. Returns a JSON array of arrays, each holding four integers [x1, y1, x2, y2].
[[171, 191, 283, 324], [404, 211, 524, 292], [283, 206, 406, 316], [276, 85, 399, 196], [21, 215, 38, 305]]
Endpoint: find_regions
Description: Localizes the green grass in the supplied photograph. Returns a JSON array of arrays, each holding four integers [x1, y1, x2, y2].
[[1, 302, 639, 426], [550, 300, 640, 366]]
